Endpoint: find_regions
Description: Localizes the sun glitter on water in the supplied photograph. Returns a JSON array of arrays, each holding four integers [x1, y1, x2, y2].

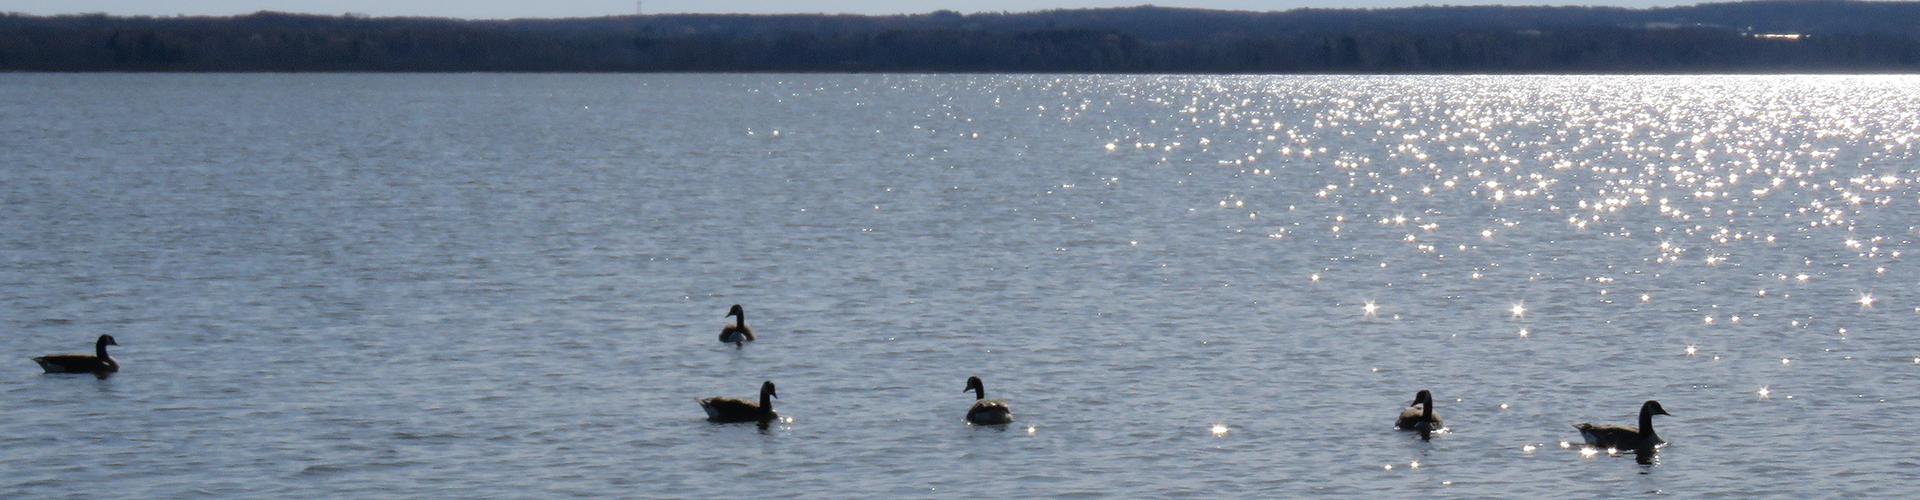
[[1210, 424, 1230, 436]]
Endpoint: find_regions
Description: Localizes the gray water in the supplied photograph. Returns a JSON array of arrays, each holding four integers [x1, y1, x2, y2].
[[5, 73, 1919, 497]]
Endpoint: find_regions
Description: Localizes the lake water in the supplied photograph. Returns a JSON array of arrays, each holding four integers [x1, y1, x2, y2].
[[5, 73, 1919, 497]]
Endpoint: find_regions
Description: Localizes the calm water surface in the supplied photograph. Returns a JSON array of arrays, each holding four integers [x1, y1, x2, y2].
[[5, 74, 1920, 497]]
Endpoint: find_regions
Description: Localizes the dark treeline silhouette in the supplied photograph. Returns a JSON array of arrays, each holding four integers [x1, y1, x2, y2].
[[3, 1, 1920, 72]]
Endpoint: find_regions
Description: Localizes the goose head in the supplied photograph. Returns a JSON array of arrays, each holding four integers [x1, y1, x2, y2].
[[1412, 389, 1433, 408], [98, 334, 118, 347], [964, 376, 987, 399], [1642, 400, 1669, 417], [727, 305, 745, 318], [761, 381, 778, 399]]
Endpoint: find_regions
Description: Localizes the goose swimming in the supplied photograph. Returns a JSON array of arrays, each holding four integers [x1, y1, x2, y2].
[[1394, 389, 1444, 439], [963, 376, 1014, 425], [719, 304, 755, 346], [1575, 400, 1670, 450], [32, 334, 118, 374], [699, 381, 778, 423]]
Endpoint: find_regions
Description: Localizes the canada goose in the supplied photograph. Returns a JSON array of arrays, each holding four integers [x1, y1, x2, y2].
[[963, 376, 1014, 425], [699, 381, 777, 423], [32, 334, 118, 374], [719, 305, 755, 346], [1394, 389, 1444, 438], [1574, 400, 1670, 450]]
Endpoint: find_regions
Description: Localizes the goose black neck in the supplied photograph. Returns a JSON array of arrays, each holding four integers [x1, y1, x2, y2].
[[973, 385, 986, 400], [759, 388, 774, 413], [1639, 405, 1657, 435], [95, 340, 111, 359], [1422, 399, 1434, 420]]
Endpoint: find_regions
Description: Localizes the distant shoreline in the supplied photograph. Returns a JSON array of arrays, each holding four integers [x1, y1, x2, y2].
[[5, 2, 1919, 73]]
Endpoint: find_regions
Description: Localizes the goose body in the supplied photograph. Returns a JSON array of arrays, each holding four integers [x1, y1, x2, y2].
[[32, 335, 118, 374], [1575, 400, 1670, 450], [963, 376, 1014, 425], [719, 304, 755, 346], [699, 381, 778, 423], [1394, 389, 1444, 433]]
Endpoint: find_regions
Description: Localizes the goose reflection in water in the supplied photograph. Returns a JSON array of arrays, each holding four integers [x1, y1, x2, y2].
[[1634, 447, 1658, 466]]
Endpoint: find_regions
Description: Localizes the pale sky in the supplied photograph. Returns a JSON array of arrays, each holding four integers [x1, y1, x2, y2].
[[1, 0, 1689, 19]]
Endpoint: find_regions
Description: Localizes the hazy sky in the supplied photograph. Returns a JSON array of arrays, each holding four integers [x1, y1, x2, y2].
[[1, 0, 1691, 19]]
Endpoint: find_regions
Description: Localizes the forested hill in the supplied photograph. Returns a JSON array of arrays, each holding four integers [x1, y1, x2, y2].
[[5, 0, 1920, 72]]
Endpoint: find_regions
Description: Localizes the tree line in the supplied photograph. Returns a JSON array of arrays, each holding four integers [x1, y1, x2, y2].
[[2, 1, 1918, 72]]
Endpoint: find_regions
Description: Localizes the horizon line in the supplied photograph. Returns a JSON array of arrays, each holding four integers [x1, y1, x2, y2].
[[1, 1, 1745, 22]]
